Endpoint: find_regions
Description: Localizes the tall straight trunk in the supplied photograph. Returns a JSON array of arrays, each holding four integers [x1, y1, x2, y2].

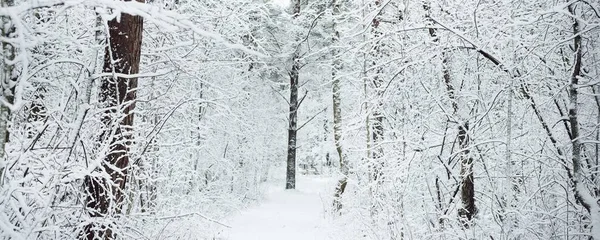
[[84, 0, 143, 238], [595, 84, 600, 198], [360, 0, 370, 185], [366, 0, 386, 221], [188, 82, 204, 194], [286, 55, 299, 190], [369, 0, 384, 185], [285, 0, 301, 190], [0, 0, 15, 186], [331, 0, 347, 211]]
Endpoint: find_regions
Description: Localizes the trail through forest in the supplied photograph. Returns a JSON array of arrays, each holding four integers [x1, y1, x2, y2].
[[2, 0, 599, 239], [218, 176, 334, 240]]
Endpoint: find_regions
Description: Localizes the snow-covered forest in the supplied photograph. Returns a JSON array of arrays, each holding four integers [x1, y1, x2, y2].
[[1, 0, 599, 239]]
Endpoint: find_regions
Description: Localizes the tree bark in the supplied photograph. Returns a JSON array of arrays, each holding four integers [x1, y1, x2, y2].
[[323, 118, 331, 167], [84, 0, 143, 238], [369, 0, 385, 186], [364, 0, 386, 221], [457, 123, 475, 225], [286, 56, 299, 190], [285, 0, 301, 190], [0, 0, 15, 186], [567, 4, 600, 239], [331, 0, 348, 211]]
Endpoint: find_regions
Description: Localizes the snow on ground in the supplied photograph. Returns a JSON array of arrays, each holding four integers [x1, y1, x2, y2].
[[216, 175, 335, 240]]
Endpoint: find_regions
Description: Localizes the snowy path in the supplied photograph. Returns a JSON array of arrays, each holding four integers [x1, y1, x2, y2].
[[218, 176, 334, 240]]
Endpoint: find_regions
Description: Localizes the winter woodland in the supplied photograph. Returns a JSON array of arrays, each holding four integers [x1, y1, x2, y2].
[[0, 0, 599, 239]]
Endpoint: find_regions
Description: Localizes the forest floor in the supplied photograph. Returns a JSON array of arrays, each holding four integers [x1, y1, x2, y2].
[[217, 175, 335, 240]]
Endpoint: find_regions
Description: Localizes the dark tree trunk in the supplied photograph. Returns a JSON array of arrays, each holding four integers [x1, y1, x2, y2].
[[365, 0, 386, 220], [369, 0, 385, 185], [84, 0, 143, 238], [457, 123, 475, 225], [286, 55, 299, 190], [25, 84, 47, 138], [566, 4, 599, 237], [333, 177, 347, 211], [323, 118, 331, 167], [0, 0, 15, 185], [286, 0, 301, 190]]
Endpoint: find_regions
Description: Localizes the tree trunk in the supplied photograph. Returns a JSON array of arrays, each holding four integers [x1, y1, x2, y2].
[[25, 83, 47, 139], [369, 0, 385, 186], [0, 0, 15, 186], [567, 4, 600, 239], [323, 118, 331, 167], [331, 0, 347, 211], [84, 0, 143, 238], [363, 0, 385, 221], [594, 84, 600, 198], [457, 123, 475, 225], [285, 0, 301, 190], [286, 55, 299, 190]]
